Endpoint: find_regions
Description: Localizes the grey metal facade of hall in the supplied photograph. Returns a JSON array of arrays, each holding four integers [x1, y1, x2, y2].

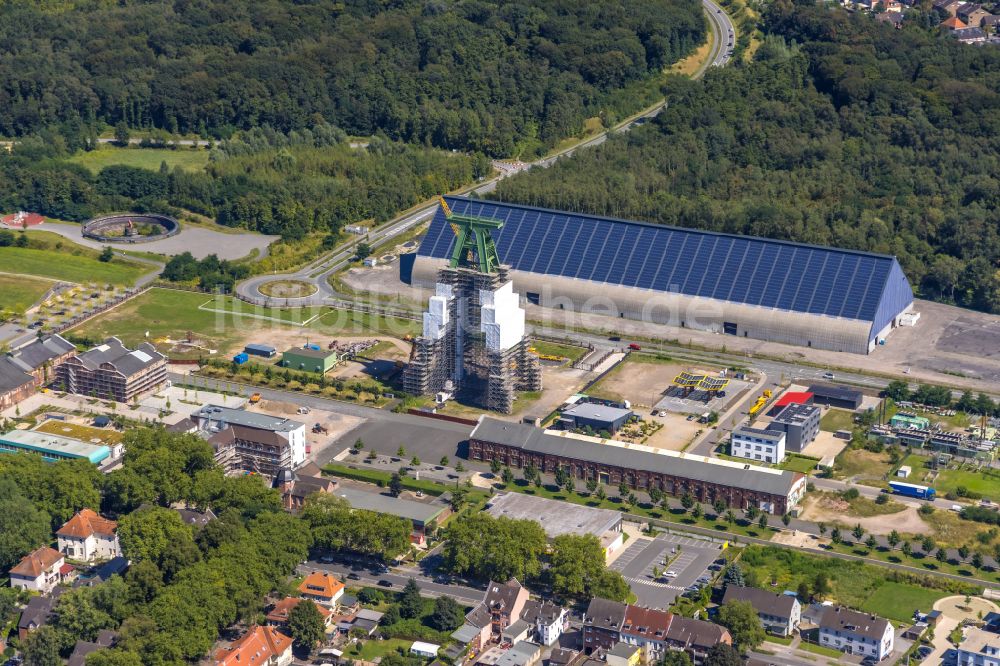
[[412, 197, 915, 354]]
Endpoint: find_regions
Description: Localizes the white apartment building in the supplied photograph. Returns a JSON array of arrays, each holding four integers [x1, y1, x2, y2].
[[819, 606, 894, 661], [731, 426, 787, 464]]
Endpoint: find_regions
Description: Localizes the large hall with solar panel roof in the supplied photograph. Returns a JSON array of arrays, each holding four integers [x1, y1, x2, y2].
[[403, 198, 541, 414], [412, 197, 916, 355]]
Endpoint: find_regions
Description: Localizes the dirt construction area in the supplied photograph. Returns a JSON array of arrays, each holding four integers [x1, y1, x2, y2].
[[797, 492, 931, 536], [249, 398, 363, 461]]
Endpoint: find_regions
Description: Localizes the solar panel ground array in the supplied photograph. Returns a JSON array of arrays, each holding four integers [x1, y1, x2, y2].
[[419, 198, 910, 323]]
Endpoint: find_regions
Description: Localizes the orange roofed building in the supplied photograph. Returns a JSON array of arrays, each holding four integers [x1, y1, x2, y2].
[[9, 546, 64, 594], [266, 597, 334, 633], [297, 571, 344, 607], [214, 625, 293, 666], [56, 509, 121, 563], [941, 15, 968, 28]]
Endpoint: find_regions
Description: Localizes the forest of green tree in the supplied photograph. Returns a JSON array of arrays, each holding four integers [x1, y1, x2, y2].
[[0, 125, 481, 246], [494, 1, 1000, 313], [0, 0, 704, 157]]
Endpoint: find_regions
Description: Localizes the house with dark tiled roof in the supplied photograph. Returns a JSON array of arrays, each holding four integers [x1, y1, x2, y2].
[[273, 462, 337, 511], [464, 579, 531, 650], [721, 586, 801, 637], [818, 606, 894, 661], [0, 334, 75, 410], [955, 26, 988, 40], [17, 589, 63, 640], [522, 599, 569, 646], [958, 2, 991, 25], [67, 630, 117, 666], [583, 599, 732, 664], [57, 337, 166, 402], [9, 546, 64, 594], [57, 509, 120, 562]]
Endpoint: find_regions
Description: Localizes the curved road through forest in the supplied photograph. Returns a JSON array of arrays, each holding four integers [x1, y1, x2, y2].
[[235, 0, 735, 304]]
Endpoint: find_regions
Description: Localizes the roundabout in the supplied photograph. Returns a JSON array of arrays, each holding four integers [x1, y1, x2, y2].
[[258, 280, 318, 299]]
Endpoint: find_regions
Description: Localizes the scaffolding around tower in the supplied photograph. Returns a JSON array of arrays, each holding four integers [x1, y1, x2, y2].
[[402, 201, 541, 414]]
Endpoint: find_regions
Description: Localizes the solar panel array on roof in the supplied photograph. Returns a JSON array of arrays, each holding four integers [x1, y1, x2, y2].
[[419, 197, 908, 323]]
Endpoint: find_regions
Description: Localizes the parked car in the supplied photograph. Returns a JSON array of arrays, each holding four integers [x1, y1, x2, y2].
[[377, 579, 394, 587], [628, 343, 642, 351], [822, 371, 835, 379], [347, 573, 361, 580], [664, 570, 677, 578], [319, 554, 336, 563]]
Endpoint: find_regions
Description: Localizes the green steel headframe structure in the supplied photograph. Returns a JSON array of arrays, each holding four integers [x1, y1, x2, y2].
[[440, 196, 504, 274]]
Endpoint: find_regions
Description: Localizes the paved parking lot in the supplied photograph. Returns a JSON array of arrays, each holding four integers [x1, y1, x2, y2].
[[610, 533, 721, 609]]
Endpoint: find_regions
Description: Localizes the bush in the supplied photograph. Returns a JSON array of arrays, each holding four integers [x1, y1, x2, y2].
[[918, 504, 935, 516], [960, 506, 1000, 525], [875, 494, 888, 505], [841, 488, 860, 501]]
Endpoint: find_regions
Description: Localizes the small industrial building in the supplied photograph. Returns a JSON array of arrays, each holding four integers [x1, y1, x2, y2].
[[57, 337, 166, 402], [485, 492, 624, 556], [0, 429, 111, 464], [767, 403, 821, 453], [767, 391, 814, 417], [808, 383, 864, 410], [194, 405, 306, 476], [333, 486, 451, 545], [559, 402, 634, 435], [280, 347, 337, 374], [730, 427, 787, 464], [891, 413, 930, 430], [413, 197, 916, 355], [244, 343, 276, 358]]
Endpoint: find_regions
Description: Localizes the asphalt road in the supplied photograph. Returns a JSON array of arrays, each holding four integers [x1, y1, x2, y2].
[[299, 556, 485, 607]]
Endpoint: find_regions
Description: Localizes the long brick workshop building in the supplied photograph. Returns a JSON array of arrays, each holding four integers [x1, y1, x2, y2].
[[469, 417, 807, 514]]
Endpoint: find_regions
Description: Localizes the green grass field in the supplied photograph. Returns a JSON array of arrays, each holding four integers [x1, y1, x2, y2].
[[934, 467, 1000, 500], [71, 287, 419, 357], [859, 581, 943, 623], [0, 273, 53, 314], [342, 638, 412, 661], [70, 288, 310, 351], [820, 408, 856, 432], [739, 545, 965, 624], [0, 246, 147, 285], [67, 145, 209, 173], [530, 340, 589, 363], [780, 454, 820, 474]]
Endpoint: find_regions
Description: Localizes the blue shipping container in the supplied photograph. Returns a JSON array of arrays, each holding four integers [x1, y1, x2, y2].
[[233, 353, 249, 365]]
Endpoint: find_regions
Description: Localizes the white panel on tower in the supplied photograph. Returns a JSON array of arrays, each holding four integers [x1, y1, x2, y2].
[[481, 281, 526, 351], [421, 283, 453, 341]]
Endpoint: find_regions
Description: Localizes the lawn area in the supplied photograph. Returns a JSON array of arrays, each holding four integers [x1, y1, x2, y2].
[[0, 273, 53, 314], [934, 467, 1000, 501], [342, 638, 413, 661], [70, 287, 313, 354], [530, 340, 589, 363], [66, 145, 210, 174], [0, 246, 147, 285], [309, 308, 420, 339], [798, 641, 844, 659], [739, 545, 970, 624], [859, 581, 944, 623], [833, 448, 892, 481], [820, 408, 856, 433], [779, 454, 820, 474], [34, 421, 123, 446]]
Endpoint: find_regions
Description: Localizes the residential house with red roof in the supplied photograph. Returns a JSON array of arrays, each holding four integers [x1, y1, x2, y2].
[[10, 546, 64, 594], [266, 597, 334, 633], [297, 571, 344, 607], [214, 625, 293, 666], [57, 509, 121, 562]]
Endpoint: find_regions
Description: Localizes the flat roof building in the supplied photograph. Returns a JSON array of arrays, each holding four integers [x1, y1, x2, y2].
[[280, 347, 338, 374], [414, 197, 915, 355], [333, 486, 451, 545], [767, 391, 814, 417], [767, 403, 821, 453], [485, 492, 623, 556], [731, 427, 786, 465], [560, 403, 634, 435], [808, 383, 864, 410], [0, 429, 111, 464], [470, 417, 806, 514], [194, 405, 306, 476]]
